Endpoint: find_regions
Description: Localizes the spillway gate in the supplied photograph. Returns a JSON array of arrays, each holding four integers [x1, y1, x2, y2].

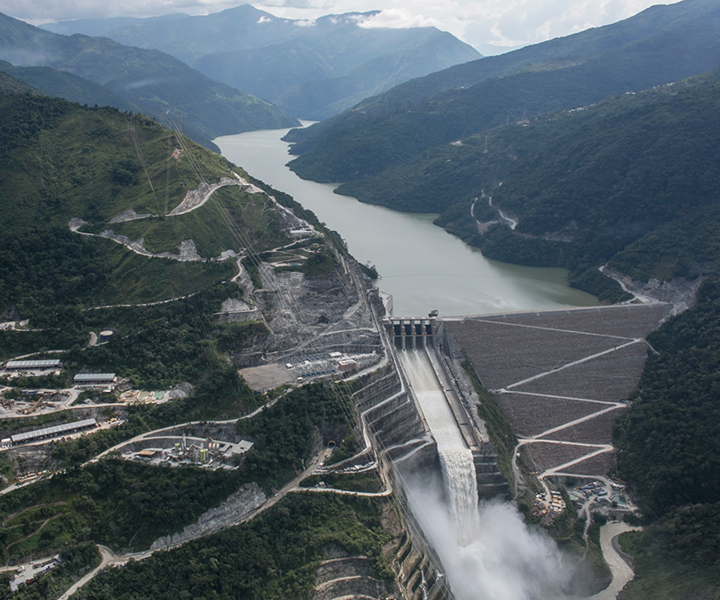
[[386, 317, 437, 349]]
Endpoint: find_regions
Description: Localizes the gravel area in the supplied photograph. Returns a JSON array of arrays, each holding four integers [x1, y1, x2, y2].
[[466, 304, 670, 338], [542, 408, 625, 445], [513, 342, 650, 402], [524, 442, 594, 472], [494, 393, 608, 438], [446, 320, 618, 390], [562, 450, 617, 476], [239, 364, 295, 390], [446, 304, 669, 479]]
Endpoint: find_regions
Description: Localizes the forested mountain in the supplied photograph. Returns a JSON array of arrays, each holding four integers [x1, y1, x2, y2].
[[42, 6, 480, 120], [0, 61, 138, 113], [612, 277, 720, 598], [331, 69, 720, 300], [0, 12, 298, 150], [285, 0, 720, 182], [0, 86, 289, 379]]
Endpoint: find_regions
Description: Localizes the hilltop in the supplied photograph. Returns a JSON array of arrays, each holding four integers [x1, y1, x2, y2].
[[0, 12, 298, 150], [42, 5, 480, 120], [285, 0, 720, 182]]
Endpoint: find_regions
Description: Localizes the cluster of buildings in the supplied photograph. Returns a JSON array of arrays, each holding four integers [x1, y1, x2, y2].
[[286, 351, 378, 383], [568, 480, 627, 511], [123, 434, 253, 470], [531, 489, 567, 524], [1, 359, 117, 391]]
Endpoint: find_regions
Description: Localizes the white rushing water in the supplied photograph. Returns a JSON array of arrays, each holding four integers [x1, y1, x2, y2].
[[399, 349, 479, 538], [400, 347, 573, 600]]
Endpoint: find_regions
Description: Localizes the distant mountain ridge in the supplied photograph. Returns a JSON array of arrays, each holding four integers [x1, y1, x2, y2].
[[335, 68, 720, 284], [42, 5, 481, 120], [285, 0, 720, 181], [0, 12, 299, 150], [0, 60, 139, 113]]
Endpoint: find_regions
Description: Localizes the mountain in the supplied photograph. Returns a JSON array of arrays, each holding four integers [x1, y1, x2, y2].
[[42, 6, 481, 120], [40, 13, 190, 38], [0, 60, 139, 112], [330, 68, 720, 302], [285, 0, 720, 182], [0, 68, 35, 94], [0, 12, 299, 150], [0, 77, 319, 323]]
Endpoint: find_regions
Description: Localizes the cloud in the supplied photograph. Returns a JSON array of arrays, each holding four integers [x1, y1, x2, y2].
[[2, 0, 683, 55], [356, 8, 441, 30]]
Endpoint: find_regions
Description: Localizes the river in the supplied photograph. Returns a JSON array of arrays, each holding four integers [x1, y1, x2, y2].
[[215, 126, 597, 317]]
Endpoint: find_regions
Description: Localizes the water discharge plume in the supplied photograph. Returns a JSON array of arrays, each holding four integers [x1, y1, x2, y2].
[[399, 347, 574, 598], [406, 478, 574, 600]]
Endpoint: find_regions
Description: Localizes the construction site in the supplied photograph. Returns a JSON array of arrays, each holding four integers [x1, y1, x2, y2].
[[0, 165, 674, 599]]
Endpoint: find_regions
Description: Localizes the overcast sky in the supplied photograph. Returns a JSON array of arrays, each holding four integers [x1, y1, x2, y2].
[[4, 0, 682, 55]]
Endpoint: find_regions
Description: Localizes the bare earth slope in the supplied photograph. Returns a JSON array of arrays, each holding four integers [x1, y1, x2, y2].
[[445, 303, 671, 478]]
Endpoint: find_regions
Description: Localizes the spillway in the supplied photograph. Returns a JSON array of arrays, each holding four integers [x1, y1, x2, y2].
[[399, 349, 479, 536]]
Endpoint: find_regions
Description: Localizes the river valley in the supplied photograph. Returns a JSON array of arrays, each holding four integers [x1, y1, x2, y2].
[[215, 126, 598, 317], [215, 126, 636, 600]]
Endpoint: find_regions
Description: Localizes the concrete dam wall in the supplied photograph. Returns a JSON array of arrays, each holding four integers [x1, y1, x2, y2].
[[376, 318, 510, 501]]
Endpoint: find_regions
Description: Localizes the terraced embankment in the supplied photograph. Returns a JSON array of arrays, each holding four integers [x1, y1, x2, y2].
[[444, 303, 671, 485]]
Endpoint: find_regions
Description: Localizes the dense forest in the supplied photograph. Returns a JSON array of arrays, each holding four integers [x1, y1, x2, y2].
[[0, 461, 245, 556], [72, 493, 394, 600], [614, 277, 720, 597]]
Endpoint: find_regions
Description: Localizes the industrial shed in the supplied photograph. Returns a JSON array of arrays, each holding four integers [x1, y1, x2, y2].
[[10, 418, 97, 445], [73, 373, 116, 386], [4, 359, 62, 371]]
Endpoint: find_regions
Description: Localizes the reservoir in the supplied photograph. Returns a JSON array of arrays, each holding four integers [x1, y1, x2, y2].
[[215, 126, 597, 317]]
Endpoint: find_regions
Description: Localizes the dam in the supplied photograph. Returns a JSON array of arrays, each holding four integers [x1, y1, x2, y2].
[[384, 314, 510, 503], [344, 295, 511, 599]]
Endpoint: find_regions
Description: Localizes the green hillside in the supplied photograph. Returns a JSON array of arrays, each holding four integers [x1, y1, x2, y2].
[[612, 277, 720, 599], [0, 92, 265, 236], [0, 89, 296, 382], [285, 0, 720, 182], [0, 69, 35, 94], [329, 69, 720, 299], [0, 61, 138, 112], [0, 12, 299, 150]]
